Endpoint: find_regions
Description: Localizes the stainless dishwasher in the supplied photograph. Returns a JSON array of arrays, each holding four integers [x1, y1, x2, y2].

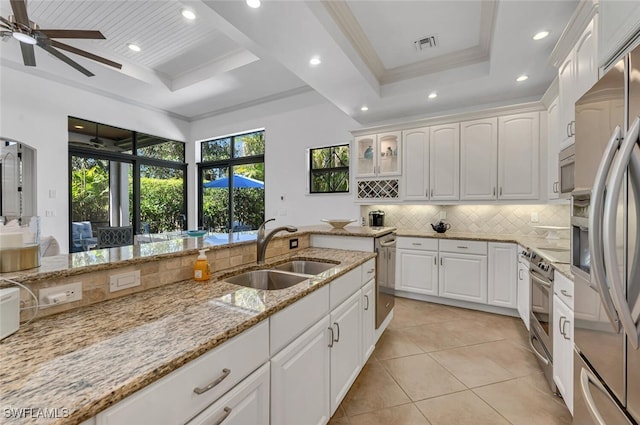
[[375, 231, 396, 328]]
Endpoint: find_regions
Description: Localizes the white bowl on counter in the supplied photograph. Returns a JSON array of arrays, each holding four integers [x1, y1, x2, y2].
[[321, 219, 357, 229]]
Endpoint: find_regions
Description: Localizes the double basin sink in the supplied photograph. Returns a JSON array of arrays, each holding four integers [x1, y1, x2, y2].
[[223, 260, 337, 290]]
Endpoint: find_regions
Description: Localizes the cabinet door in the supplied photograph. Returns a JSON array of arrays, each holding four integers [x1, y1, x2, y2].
[[271, 316, 331, 425], [378, 131, 401, 176], [547, 98, 561, 199], [498, 112, 540, 200], [355, 135, 377, 177], [397, 248, 438, 296], [460, 118, 498, 200], [438, 253, 487, 303], [429, 123, 460, 200], [488, 243, 517, 308], [361, 280, 376, 364], [574, 20, 598, 102], [187, 363, 270, 425], [330, 291, 362, 415], [558, 54, 574, 145], [553, 295, 574, 414], [517, 260, 530, 330], [402, 127, 429, 200]]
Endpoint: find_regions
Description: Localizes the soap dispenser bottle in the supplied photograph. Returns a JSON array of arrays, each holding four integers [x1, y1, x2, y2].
[[194, 249, 211, 282]]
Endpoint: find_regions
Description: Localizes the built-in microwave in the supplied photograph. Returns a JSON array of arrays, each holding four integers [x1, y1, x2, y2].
[[558, 145, 575, 197]]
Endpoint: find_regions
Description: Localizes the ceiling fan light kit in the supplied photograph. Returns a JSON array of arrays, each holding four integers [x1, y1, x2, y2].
[[2, 0, 122, 76]]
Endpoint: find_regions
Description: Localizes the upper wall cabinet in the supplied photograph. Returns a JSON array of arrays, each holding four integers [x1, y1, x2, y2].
[[558, 19, 598, 148], [599, 0, 640, 68], [402, 127, 429, 201], [547, 97, 561, 200], [460, 118, 498, 201], [498, 112, 540, 200], [429, 123, 460, 201], [355, 132, 401, 178]]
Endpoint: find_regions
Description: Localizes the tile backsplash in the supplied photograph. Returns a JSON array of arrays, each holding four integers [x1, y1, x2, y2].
[[361, 204, 570, 237]]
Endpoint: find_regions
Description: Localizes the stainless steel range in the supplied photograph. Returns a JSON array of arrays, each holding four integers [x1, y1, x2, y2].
[[529, 251, 557, 394], [374, 231, 396, 328]]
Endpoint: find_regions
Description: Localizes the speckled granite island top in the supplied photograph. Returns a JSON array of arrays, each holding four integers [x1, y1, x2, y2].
[[0, 247, 375, 425]]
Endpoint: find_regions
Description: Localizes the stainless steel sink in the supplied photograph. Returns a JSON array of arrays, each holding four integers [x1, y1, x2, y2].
[[224, 270, 310, 290], [272, 260, 336, 275]]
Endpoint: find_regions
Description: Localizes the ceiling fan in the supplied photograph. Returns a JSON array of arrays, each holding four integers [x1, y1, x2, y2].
[[0, 0, 122, 76]]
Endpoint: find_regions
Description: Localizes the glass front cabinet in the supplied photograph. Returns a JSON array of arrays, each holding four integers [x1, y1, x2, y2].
[[354, 132, 401, 177]]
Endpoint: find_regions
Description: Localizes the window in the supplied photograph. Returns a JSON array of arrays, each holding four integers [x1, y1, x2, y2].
[[309, 144, 350, 193], [199, 130, 265, 233], [68, 117, 186, 252]]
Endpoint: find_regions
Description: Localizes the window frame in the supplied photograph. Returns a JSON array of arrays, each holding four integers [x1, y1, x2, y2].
[[308, 143, 351, 194]]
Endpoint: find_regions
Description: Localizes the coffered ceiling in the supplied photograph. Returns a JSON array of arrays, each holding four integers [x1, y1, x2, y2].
[[0, 0, 578, 125]]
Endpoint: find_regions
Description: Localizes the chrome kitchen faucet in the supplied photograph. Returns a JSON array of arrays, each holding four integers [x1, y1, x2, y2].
[[256, 218, 297, 264]]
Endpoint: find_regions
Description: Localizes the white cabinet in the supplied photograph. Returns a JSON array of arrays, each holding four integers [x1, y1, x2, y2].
[[402, 127, 429, 200], [553, 293, 574, 415], [188, 363, 270, 425], [488, 243, 517, 309], [498, 112, 540, 200], [558, 54, 575, 147], [429, 123, 460, 201], [271, 316, 331, 425], [547, 97, 561, 200], [330, 290, 362, 414], [517, 250, 531, 330], [460, 118, 498, 200], [397, 248, 438, 296], [438, 241, 488, 303], [355, 132, 401, 177], [361, 279, 375, 364], [599, 0, 640, 67]]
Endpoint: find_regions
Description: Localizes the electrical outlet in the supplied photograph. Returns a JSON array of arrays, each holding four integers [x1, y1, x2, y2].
[[289, 238, 299, 249], [439, 211, 447, 220], [531, 212, 539, 223], [39, 282, 82, 308], [109, 270, 141, 293]]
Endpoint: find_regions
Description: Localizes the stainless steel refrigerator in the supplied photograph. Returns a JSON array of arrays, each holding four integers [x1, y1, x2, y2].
[[572, 43, 640, 424]]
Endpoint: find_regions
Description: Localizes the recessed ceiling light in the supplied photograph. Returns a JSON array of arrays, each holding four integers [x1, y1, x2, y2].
[[181, 9, 196, 20], [533, 31, 549, 41], [12, 31, 37, 45], [74, 125, 84, 129], [361, 106, 369, 111], [128, 43, 141, 52], [309, 56, 321, 66], [246, 0, 261, 8], [428, 92, 438, 99], [516, 75, 529, 82]]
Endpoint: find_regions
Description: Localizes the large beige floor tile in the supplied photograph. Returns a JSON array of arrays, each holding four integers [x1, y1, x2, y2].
[[328, 416, 350, 425], [435, 319, 506, 346], [373, 328, 424, 360], [400, 322, 476, 352], [382, 353, 466, 401], [388, 298, 462, 330], [341, 359, 411, 416], [415, 390, 510, 425], [473, 377, 572, 425], [348, 403, 431, 425]]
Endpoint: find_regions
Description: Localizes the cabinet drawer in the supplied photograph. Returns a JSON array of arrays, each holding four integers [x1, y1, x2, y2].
[[439, 239, 487, 255], [270, 285, 329, 356], [397, 237, 438, 251], [330, 267, 362, 310], [361, 259, 376, 283], [96, 320, 269, 425], [554, 270, 574, 310]]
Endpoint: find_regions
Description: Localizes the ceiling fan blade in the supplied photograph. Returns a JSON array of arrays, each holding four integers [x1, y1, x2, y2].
[[50, 39, 122, 70], [20, 41, 35, 66], [38, 42, 94, 77], [10, 0, 29, 27], [38, 29, 105, 39]]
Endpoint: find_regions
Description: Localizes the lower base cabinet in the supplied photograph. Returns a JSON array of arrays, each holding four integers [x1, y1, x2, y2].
[[271, 316, 331, 425], [187, 363, 270, 425], [396, 248, 438, 295], [439, 252, 488, 303], [361, 279, 375, 364], [553, 293, 574, 415]]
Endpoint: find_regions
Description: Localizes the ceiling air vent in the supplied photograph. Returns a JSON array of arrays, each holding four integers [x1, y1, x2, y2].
[[414, 34, 438, 51]]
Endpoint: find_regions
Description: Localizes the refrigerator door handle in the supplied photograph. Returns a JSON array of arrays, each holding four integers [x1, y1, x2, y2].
[[603, 117, 640, 349], [589, 125, 622, 332], [580, 367, 611, 425]]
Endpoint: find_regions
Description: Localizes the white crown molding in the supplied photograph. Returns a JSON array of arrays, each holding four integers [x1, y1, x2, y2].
[[549, 0, 598, 67], [540, 77, 559, 107], [324, 0, 497, 86]]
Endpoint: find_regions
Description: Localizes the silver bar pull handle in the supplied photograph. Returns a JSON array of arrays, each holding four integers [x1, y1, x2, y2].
[[562, 319, 571, 340], [559, 316, 566, 337], [364, 294, 369, 311], [440, 257, 443, 266], [194, 368, 231, 395], [499, 187, 502, 196], [208, 407, 232, 425], [434, 256, 437, 266], [518, 269, 524, 280], [604, 118, 640, 349], [456, 246, 468, 249], [333, 322, 340, 342], [580, 368, 610, 425], [560, 289, 572, 298], [528, 333, 549, 365], [328, 327, 334, 347], [412, 242, 422, 246], [493, 187, 496, 196]]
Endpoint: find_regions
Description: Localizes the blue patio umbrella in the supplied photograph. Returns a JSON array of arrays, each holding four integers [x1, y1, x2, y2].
[[203, 174, 264, 189]]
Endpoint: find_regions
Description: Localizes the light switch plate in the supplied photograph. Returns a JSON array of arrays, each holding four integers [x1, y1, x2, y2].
[[109, 270, 141, 292]]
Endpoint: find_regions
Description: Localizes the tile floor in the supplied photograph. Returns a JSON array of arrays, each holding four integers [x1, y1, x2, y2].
[[329, 297, 572, 425]]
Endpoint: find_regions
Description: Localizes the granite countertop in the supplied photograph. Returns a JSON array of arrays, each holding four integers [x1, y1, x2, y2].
[[293, 225, 396, 237], [0, 247, 375, 425], [394, 229, 572, 280]]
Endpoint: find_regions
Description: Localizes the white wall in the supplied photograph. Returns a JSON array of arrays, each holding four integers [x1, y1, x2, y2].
[[0, 66, 190, 252], [190, 90, 362, 228]]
